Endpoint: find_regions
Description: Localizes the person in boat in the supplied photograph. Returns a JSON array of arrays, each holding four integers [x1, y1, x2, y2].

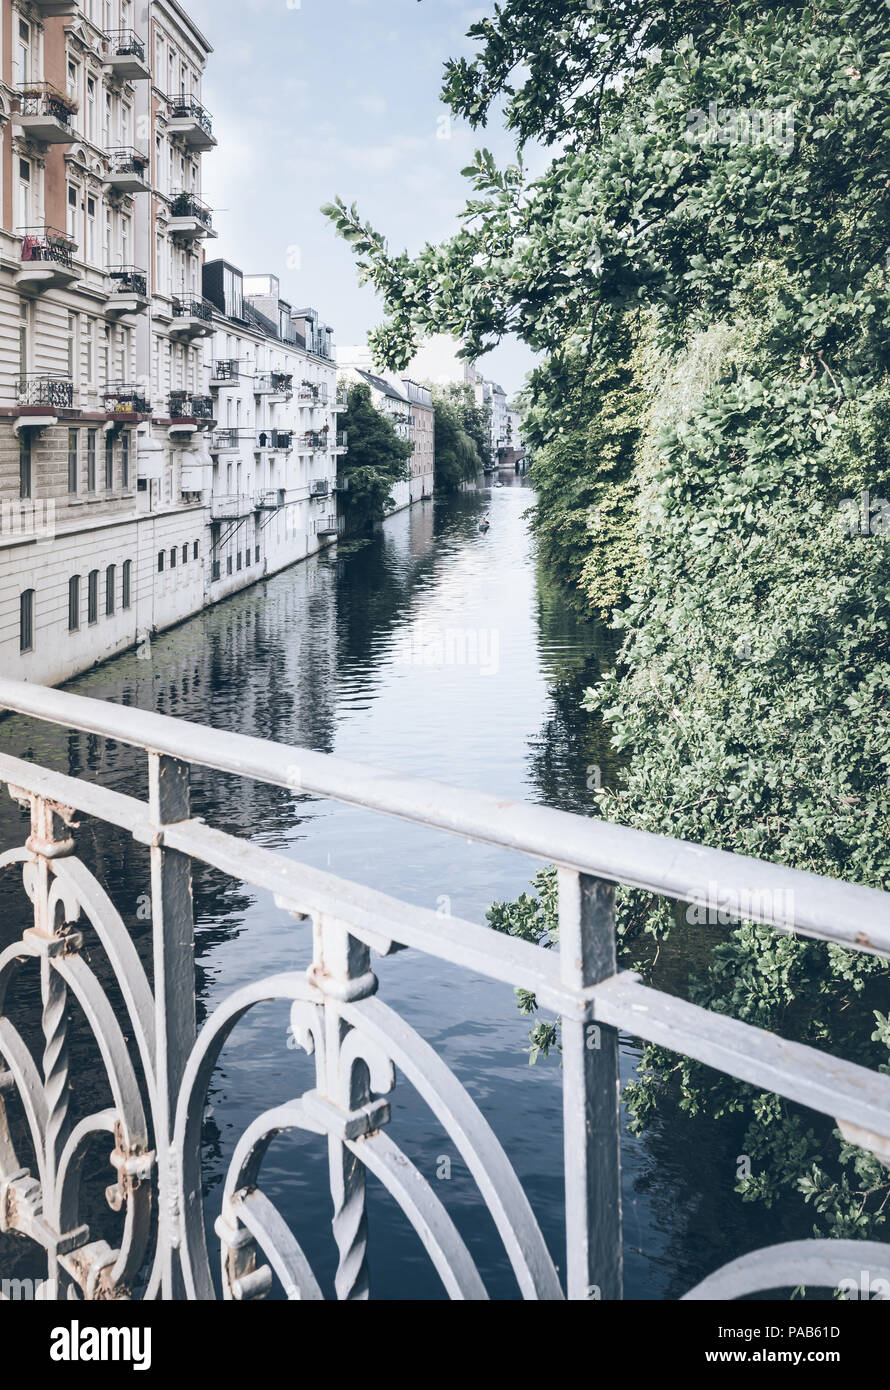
[[480, 514, 491, 531]]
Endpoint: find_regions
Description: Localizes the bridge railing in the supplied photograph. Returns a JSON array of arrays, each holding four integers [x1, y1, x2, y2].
[[0, 674, 887, 1301]]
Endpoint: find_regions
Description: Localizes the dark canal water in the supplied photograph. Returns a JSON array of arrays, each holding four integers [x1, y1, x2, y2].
[[0, 481, 806, 1299]]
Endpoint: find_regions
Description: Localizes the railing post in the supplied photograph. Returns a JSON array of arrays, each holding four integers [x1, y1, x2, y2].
[[148, 753, 195, 1300], [558, 868, 622, 1300]]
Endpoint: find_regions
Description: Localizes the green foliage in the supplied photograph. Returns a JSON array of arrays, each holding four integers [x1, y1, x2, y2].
[[337, 382, 412, 534], [326, 0, 890, 1237], [428, 383, 489, 491]]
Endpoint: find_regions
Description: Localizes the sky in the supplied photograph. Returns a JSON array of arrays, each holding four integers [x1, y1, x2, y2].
[[181, 0, 542, 398]]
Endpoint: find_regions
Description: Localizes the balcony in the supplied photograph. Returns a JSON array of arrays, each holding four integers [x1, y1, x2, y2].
[[28, 0, 76, 12], [208, 428, 242, 453], [166, 93, 217, 150], [332, 385, 349, 411], [210, 360, 240, 388], [167, 392, 215, 436], [297, 430, 329, 453], [16, 227, 79, 291], [104, 382, 151, 421], [102, 29, 151, 81], [210, 493, 256, 520], [255, 488, 286, 510], [168, 192, 216, 241], [12, 83, 77, 144], [105, 265, 150, 317], [104, 146, 151, 194], [335, 430, 349, 454], [15, 375, 74, 431], [169, 297, 214, 340], [313, 515, 344, 537], [310, 478, 330, 498], [255, 429, 294, 451], [253, 371, 293, 399]]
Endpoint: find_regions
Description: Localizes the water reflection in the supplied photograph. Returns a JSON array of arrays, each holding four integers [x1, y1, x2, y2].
[[0, 484, 801, 1299]]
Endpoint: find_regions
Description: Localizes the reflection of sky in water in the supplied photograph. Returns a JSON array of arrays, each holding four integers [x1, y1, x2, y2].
[[0, 484, 807, 1299]]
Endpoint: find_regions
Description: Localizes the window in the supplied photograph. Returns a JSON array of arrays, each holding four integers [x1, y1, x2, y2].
[[67, 60, 80, 120], [86, 197, 97, 265], [245, 548, 251, 567], [69, 576, 80, 631], [19, 591, 34, 654], [86, 75, 97, 142], [193, 541, 199, 560], [182, 544, 188, 565], [105, 565, 116, 616], [121, 432, 130, 488], [67, 185, 78, 241], [17, 159, 31, 231], [105, 435, 114, 490], [19, 436, 32, 500], [86, 430, 97, 492], [170, 547, 176, 568], [236, 551, 242, 571], [227, 555, 233, 575], [88, 570, 99, 624], [255, 546, 260, 564], [122, 560, 132, 610], [84, 317, 94, 383], [158, 551, 164, 572], [68, 429, 79, 495], [15, 20, 32, 88]]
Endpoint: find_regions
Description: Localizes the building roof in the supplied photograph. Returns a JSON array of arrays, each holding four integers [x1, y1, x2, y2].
[[353, 369, 411, 404]]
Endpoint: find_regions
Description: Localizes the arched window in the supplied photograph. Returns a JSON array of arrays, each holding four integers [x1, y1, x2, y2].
[[87, 569, 99, 624], [105, 564, 116, 616], [68, 575, 80, 632], [19, 589, 34, 653]]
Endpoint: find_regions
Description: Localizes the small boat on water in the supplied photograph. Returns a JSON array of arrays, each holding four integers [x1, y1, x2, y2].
[[479, 516, 491, 533]]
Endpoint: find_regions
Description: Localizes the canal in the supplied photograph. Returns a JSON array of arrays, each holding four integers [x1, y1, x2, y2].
[[0, 481, 803, 1299]]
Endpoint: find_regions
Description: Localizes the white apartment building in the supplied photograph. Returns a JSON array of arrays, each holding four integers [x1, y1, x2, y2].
[[0, 0, 216, 685], [201, 262, 344, 599], [0, 1, 345, 687], [481, 379, 509, 467], [336, 354, 435, 510]]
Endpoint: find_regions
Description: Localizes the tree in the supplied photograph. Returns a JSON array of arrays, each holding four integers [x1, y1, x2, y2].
[[337, 382, 412, 535], [428, 384, 487, 491], [324, 0, 890, 1237]]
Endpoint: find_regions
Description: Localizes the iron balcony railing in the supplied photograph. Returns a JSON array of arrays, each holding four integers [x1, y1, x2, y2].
[[168, 392, 215, 421], [167, 92, 213, 135], [313, 514, 344, 535], [104, 27, 146, 62], [104, 382, 151, 416], [169, 192, 213, 228], [210, 360, 240, 384], [0, 677, 887, 1301], [271, 430, 293, 450], [172, 297, 213, 323], [209, 492, 256, 519], [19, 226, 76, 268], [14, 81, 77, 124], [16, 374, 74, 410], [299, 431, 329, 451], [208, 428, 241, 451], [255, 488, 286, 509], [107, 265, 148, 297], [106, 145, 149, 176]]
